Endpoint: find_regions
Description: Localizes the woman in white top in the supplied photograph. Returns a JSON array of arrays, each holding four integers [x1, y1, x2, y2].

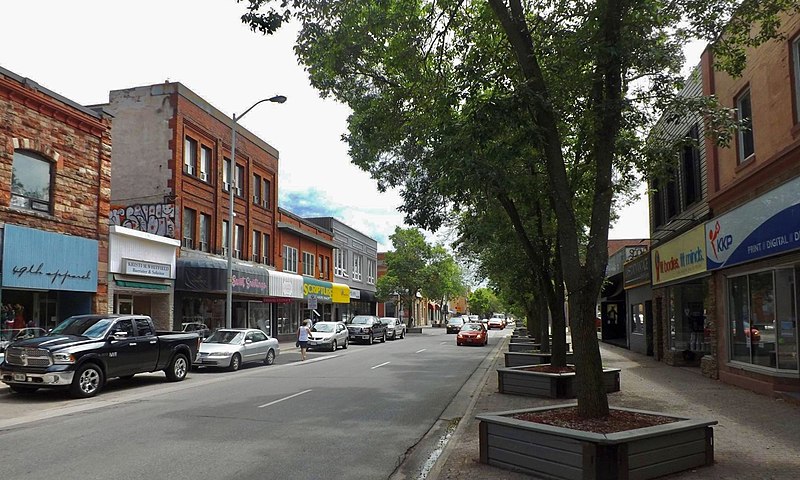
[[297, 319, 312, 361]]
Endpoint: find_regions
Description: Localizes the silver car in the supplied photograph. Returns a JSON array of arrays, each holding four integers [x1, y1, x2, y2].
[[308, 321, 349, 351], [194, 328, 279, 371], [380, 317, 406, 340]]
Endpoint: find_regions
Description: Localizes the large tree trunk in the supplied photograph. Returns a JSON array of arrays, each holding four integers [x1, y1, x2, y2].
[[570, 287, 610, 418], [525, 302, 540, 344]]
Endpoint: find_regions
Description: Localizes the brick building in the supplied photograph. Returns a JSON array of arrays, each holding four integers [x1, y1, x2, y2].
[[0, 66, 111, 330]]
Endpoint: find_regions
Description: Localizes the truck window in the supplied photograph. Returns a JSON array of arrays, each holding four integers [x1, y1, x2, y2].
[[112, 320, 135, 337], [135, 318, 154, 336]]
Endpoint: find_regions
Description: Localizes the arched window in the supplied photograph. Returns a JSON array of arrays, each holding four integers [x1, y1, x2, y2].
[[11, 150, 53, 213]]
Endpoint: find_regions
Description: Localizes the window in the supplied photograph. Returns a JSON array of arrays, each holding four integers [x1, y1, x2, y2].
[[235, 164, 245, 197], [223, 158, 231, 191], [199, 214, 211, 252], [283, 245, 298, 273], [263, 233, 271, 264], [303, 252, 315, 277], [200, 146, 212, 182], [319, 256, 325, 279], [222, 220, 230, 255], [630, 303, 644, 335], [253, 174, 262, 205], [263, 180, 271, 209], [728, 268, 798, 371], [182, 208, 196, 249], [135, 318, 154, 336], [235, 224, 244, 259], [367, 259, 376, 284], [252, 230, 261, 262], [666, 280, 708, 353], [11, 150, 53, 213], [681, 125, 701, 207], [353, 254, 363, 281], [334, 248, 347, 277], [736, 88, 755, 163], [112, 319, 135, 337], [184, 137, 198, 176]]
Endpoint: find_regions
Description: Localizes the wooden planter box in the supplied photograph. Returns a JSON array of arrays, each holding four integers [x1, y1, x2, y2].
[[505, 351, 575, 367], [497, 365, 620, 398], [508, 342, 541, 353], [478, 404, 716, 480]]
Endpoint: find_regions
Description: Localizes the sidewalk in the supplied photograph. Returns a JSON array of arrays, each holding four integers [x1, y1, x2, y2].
[[430, 337, 800, 480]]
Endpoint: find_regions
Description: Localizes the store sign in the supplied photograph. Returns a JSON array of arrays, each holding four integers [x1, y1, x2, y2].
[[123, 259, 171, 279], [350, 288, 361, 300], [303, 278, 333, 302], [308, 294, 318, 309], [606, 245, 647, 277], [231, 274, 268, 294], [2, 225, 98, 292], [706, 175, 800, 270], [623, 253, 650, 289], [651, 225, 707, 285]]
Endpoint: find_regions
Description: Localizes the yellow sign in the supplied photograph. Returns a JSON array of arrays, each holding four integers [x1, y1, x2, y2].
[[331, 283, 350, 303], [651, 225, 707, 285]]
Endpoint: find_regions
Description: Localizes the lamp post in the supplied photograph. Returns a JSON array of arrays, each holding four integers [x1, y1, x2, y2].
[[226, 95, 286, 329]]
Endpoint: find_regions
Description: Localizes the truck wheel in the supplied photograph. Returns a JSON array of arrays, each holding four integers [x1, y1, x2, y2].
[[9, 385, 39, 394], [70, 363, 104, 398], [228, 353, 241, 372], [165, 353, 189, 381], [264, 349, 276, 366]]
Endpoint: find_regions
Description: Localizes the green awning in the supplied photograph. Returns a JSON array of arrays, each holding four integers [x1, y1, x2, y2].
[[115, 280, 170, 291]]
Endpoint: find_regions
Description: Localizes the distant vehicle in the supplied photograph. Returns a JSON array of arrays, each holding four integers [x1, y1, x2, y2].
[[309, 321, 349, 351], [468, 315, 480, 324], [491, 313, 507, 328], [446, 317, 466, 334], [347, 315, 387, 344], [487, 317, 505, 329], [0, 327, 49, 353], [380, 317, 406, 340], [181, 322, 211, 338], [195, 328, 279, 371], [1, 315, 200, 398], [457, 323, 488, 346]]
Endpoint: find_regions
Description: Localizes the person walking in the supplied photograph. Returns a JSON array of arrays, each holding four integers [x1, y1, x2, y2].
[[297, 319, 312, 361]]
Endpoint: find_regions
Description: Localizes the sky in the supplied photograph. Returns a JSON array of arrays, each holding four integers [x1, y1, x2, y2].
[[0, 1, 703, 251]]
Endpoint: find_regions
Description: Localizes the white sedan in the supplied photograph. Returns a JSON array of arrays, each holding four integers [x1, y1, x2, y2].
[[194, 328, 279, 371], [309, 321, 350, 351]]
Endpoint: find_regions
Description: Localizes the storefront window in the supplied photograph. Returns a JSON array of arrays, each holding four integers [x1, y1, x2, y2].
[[630, 303, 644, 335], [181, 295, 225, 331], [667, 280, 709, 352], [277, 302, 300, 335], [728, 268, 799, 371], [248, 301, 271, 336]]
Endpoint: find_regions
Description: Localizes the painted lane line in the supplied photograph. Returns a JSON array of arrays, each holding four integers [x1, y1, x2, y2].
[[371, 361, 390, 370], [440, 342, 449, 345], [286, 354, 340, 366], [258, 389, 312, 408], [415, 348, 426, 353]]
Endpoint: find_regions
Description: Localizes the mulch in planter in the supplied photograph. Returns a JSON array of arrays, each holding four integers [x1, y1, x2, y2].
[[512, 406, 677, 434], [519, 365, 574, 373]]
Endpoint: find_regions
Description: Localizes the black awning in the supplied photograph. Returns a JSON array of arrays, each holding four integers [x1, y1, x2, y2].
[[601, 274, 625, 300], [176, 255, 269, 296], [358, 290, 377, 302]]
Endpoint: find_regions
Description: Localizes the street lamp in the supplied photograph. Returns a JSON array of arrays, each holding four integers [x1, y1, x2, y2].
[[226, 95, 287, 329]]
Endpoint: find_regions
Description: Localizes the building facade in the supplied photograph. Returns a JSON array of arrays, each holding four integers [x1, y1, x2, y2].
[[0, 66, 111, 334]]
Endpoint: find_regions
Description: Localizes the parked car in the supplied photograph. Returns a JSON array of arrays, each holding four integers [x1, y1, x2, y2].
[[347, 315, 387, 344], [181, 322, 211, 338], [380, 317, 406, 340], [487, 317, 505, 329], [195, 328, 279, 371], [0, 327, 49, 353], [0, 315, 200, 398], [446, 317, 466, 334], [457, 322, 488, 346], [309, 321, 349, 351]]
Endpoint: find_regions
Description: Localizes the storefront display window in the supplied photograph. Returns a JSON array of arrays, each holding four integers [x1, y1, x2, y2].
[[667, 280, 709, 353], [727, 268, 798, 371], [630, 303, 644, 335], [248, 301, 271, 336], [181, 296, 225, 331], [277, 302, 300, 335]]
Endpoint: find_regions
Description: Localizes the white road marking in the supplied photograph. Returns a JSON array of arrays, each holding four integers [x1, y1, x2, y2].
[[286, 354, 340, 366], [371, 361, 390, 369], [440, 342, 448, 345], [258, 389, 312, 408], [415, 349, 426, 353]]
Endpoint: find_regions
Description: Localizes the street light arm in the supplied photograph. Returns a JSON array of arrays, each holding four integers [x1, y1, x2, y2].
[[235, 95, 287, 123]]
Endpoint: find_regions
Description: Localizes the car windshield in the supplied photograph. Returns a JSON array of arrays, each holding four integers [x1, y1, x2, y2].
[[205, 330, 244, 344], [50, 316, 114, 339], [448, 318, 464, 325], [350, 316, 372, 325], [312, 323, 334, 332], [461, 324, 483, 332], [379, 318, 394, 325]]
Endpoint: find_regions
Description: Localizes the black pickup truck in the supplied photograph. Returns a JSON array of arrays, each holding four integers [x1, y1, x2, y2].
[[0, 314, 200, 398]]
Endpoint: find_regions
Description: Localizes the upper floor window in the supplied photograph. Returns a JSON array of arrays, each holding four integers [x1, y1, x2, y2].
[[222, 220, 230, 254], [253, 175, 262, 206], [681, 126, 701, 207], [367, 259, 376, 284], [651, 123, 703, 229], [184, 137, 198, 176], [200, 146, 212, 182], [303, 251, 315, 277], [11, 150, 52, 213], [182, 207, 196, 249], [252, 230, 262, 263], [736, 88, 754, 163], [263, 180, 271, 209], [334, 248, 347, 277], [352, 254, 363, 281], [199, 213, 211, 252], [234, 224, 244, 259], [235, 164, 245, 197], [283, 245, 298, 273], [263, 233, 271, 265], [223, 158, 232, 192]]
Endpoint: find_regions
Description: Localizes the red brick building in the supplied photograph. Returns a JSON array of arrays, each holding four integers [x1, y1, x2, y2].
[[0, 66, 111, 329]]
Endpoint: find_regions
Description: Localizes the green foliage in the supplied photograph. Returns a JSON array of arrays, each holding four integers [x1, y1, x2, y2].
[[467, 288, 500, 319]]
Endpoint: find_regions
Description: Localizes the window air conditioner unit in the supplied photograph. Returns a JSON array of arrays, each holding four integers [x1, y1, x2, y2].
[[253, 195, 260, 204], [182, 238, 194, 249], [262, 256, 269, 265], [234, 249, 242, 259], [200, 172, 208, 181], [199, 241, 208, 252], [221, 247, 229, 257], [235, 187, 242, 196], [186, 165, 196, 176], [223, 182, 230, 192], [262, 200, 269, 209], [251, 254, 259, 262]]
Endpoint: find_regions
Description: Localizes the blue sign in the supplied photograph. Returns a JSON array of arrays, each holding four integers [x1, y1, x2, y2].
[[705, 176, 800, 270], [2, 225, 98, 292]]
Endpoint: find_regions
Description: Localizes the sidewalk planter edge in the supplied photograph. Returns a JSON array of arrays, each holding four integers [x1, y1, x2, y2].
[[504, 351, 575, 367], [477, 404, 717, 480], [497, 365, 620, 398]]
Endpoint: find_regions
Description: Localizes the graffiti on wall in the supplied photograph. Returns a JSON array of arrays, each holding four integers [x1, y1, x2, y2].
[[110, 203, 176, 238]]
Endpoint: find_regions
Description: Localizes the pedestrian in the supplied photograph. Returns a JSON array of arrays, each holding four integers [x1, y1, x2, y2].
[[297, 319, 312, 361]]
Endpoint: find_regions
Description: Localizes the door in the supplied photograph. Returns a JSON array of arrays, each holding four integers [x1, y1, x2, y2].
[[249, 330, 269, 361], [645, 300, 654, 356], [132, 317, 159, 371], [116, 296, 133, 315], [103, 319, 137, 377]]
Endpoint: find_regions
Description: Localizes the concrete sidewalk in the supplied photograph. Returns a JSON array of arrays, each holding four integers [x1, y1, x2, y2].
[[430, 337, 800, 480]]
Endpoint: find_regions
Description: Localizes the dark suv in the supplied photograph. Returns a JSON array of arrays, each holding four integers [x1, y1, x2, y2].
[[347, 315, 387, 344]]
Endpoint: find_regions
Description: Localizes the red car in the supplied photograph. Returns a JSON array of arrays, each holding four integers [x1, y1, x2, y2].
[[457, 323, 488, 346]]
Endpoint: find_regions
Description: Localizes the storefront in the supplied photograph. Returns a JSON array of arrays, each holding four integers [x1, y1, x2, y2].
[[348, 288, 377, 318], [1, 225, 99, 335], [706, 176, 800, 394], [600, 246, 647, 348], [174, 255, 269, 332], [108, 226, 179, 330], [651, 225, 709, 368], [303, 277, 349, 323], [624, 252, 653, 356], [265, 269, 304, 341]]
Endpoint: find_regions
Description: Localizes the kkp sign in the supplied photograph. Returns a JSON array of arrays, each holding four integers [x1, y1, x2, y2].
[[705, 176, 800, 270]]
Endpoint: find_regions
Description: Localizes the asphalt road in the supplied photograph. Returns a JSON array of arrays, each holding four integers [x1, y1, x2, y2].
[[0, 327, 509, 480]]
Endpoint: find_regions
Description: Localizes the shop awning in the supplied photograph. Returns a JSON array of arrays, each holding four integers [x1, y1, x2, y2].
[[267, 270, 304, 299], [176, 255, 269, 296]]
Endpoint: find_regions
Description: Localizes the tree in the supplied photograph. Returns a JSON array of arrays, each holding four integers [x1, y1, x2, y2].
[[422, 244, 466, 324], [467, 288, 499, 319], [375, 227, 430, 327], [241, 0, 796, 418]]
